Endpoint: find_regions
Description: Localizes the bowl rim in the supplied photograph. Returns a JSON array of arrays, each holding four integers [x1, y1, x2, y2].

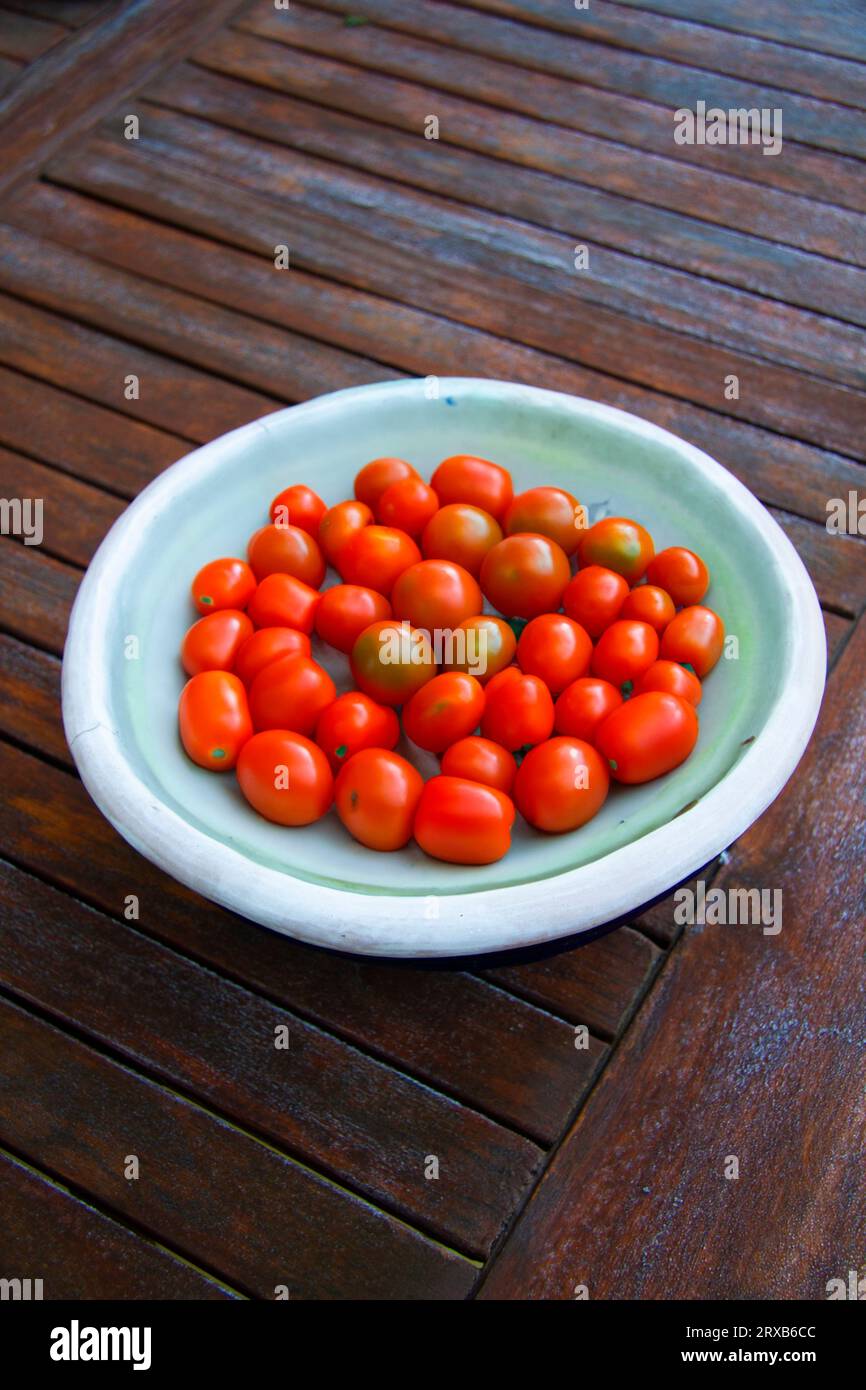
[[62, 378, 826, 957]]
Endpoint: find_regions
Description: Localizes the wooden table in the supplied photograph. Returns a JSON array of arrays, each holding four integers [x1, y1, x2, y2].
[[0, 0, 863, 1301]]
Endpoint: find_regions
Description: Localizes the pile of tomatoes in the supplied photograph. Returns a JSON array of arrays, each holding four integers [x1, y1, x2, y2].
[[177, 453, 724, 866]]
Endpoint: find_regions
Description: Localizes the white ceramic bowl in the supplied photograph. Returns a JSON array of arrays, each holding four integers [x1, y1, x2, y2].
[[63, 379, 825, 957]]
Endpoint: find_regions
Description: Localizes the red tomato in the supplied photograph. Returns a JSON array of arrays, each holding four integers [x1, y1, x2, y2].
[[504, 486, 585, 556], [430, 455, 513, 521], [554, 677, 623, 742], [350, 620, 436, 707], [314, 691, 400, 775], [318, 499, 373, 567], [247, 523, 325, 588], [335, 748, 423, 851], [314, 584, 392, 653], [635, 659, 703, 707], [514, 736, 610, 833], [480, 533, 571, 619], [391, 559, 482, 631], [647, 546, 709, 607], [234, 627, 311, 687], [562, 565, 629, 640], [355, 458, 418, 510], [619, 584, 676, 633], [377, 477, 439, 536], [481, 669, 554, 751], [237, 729, 333, 826], [660, 605, 725, 677], [591, 619, 659, 689], [178, 671, 252, 771], [596, 691, 698, 784], [402, 672, 485, 754], [181, 609, 253, 676], [247, 573, 320, 633], [248, 654, 336, 736], [421, 502, 503, 577], [191, 557, 256, 615], [440, 736, 517, 793], [441, 615, 516, 685], [269, 484, 326, 538], [338, 525, 421, 596], [516, 614, 592, 695], [579, 517, 654, 584], [414, 776, 515, 864]]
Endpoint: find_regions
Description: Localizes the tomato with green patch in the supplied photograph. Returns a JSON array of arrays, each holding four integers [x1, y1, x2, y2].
[[578, 517, 654, 584], [191, 557, 256, 615], [596, 691, 698, 784], [350, 619, 436, 707], [314, 690, 400, 775], [660, 605, 725, 677], [178, 670, 253, 771], [402, 672, 485, 754], [335, 747, 423, 850]]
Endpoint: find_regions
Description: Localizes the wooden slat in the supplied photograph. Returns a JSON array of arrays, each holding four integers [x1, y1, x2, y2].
[[460, 0, 866, 108], [2, 1, 107, 26], [0, 446, 125, 566], [0, 0, 250, 195], [823, 610, 854, 667], [0, 539, 78, 652], [0, 633, 67, 764], [192, 26, 866, 257], [0, 7, 67, 62], [241, 2, 866, 181], [611, 0, 866, 64], [0, 292, 277, 441], [0, 1149, 235, 1298], [481, 612, 866, 1298], [0, 993, 475, 1298], [143, 65, 866, 327], [771, 510, 866, 616], [38, 137, 866, 393], [0, 844, 541, 1255]]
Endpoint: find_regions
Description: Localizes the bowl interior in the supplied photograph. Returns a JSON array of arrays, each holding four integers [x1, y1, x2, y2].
[[106, 381, 791, 897]]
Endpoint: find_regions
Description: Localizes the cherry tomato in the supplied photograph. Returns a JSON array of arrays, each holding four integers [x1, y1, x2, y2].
[[178, 671, 252, 771], [578, 517, 654, 584], [554, 677, 623, 742], [514, 736, 610, 833], [440, 736, 516, 793], [234, 627, 311, 687], [314, 691, 400, 775], [191, 557, 256, 615], [516, 614, 592, 695], [318, 499, 373, 567], [414, 776, 515, 865], [351, 620, 436, 707], [391, 558, 482, 631], [335, 747, 423, 851], [647, 546, 709, 607], [635, 659, 702, 707], [377, 477, 439, 536], [481, 669, 554, 751], [504, 486, 585, 556], [430, 455, 513, 521], [237, 729, 333, 826], [354, 457, 418, 510], [247, 523, 325, 588], [314, 584, 392, 653], [269, 484, 326, 538], [660, 605, 725, 677], [249, 654, 336, 736], [480, 533, 571, 619], [247, 573, 320, 633], [562, 565, 629, 640], [596, 691, 698, 784], [181, 609, 253, 676], [338, 525, 421, 596], [619, 584, 676, 633], [421, 502, 503, 576], [591, 619, 659, 689], [441, 615, 516, 684], [402, 672, 485, 754]]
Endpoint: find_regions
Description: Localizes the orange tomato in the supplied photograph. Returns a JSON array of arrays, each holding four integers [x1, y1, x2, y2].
[[430, 455, 513, 521], [514, 736, 610, 833], [481, 669, 555, 751], [619, 584, 676, 633], [391, 558, 483, 631], [441, 614, 516, 684], [635, 659, 703, 707], [314, 690, 400, 775], [402, 672, 485, 754], [660, 605, 725, 677], [413, 776, 515, 865], [440, 736, 517, 793], [647, 546, 709, 607], [596, 691, 698, 784], [335, 747, 423, 851], [480, 533, 571, 619], [234, 627, 311, 688], [421, 502, 503, 576], [554, 677, 623, 743], [578, 517, 654, 584], [504, 486, 585, 556], [247, 573, 320, 633], [191, 557, 256, 615], [248, 654, 336, 736], [181, 609, 253, 676], [516, 614, 592, 695], [269, 484, 326, 538], [350, 620, 436, 707], [562, 565, 629, 640], [247, 523, 325, 588], [337, 525, 421, 596], [237, 729, 333, 826], [318, 499, 373, 567], [314, 584, 392, 653], [591, 619, 659, 689], [354, 457, 418, 509], [178, 671, 253, 771], [377, 477, 439, 536]]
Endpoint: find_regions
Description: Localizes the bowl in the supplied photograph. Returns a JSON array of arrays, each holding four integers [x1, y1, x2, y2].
[[62, 378, 825, 957]]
